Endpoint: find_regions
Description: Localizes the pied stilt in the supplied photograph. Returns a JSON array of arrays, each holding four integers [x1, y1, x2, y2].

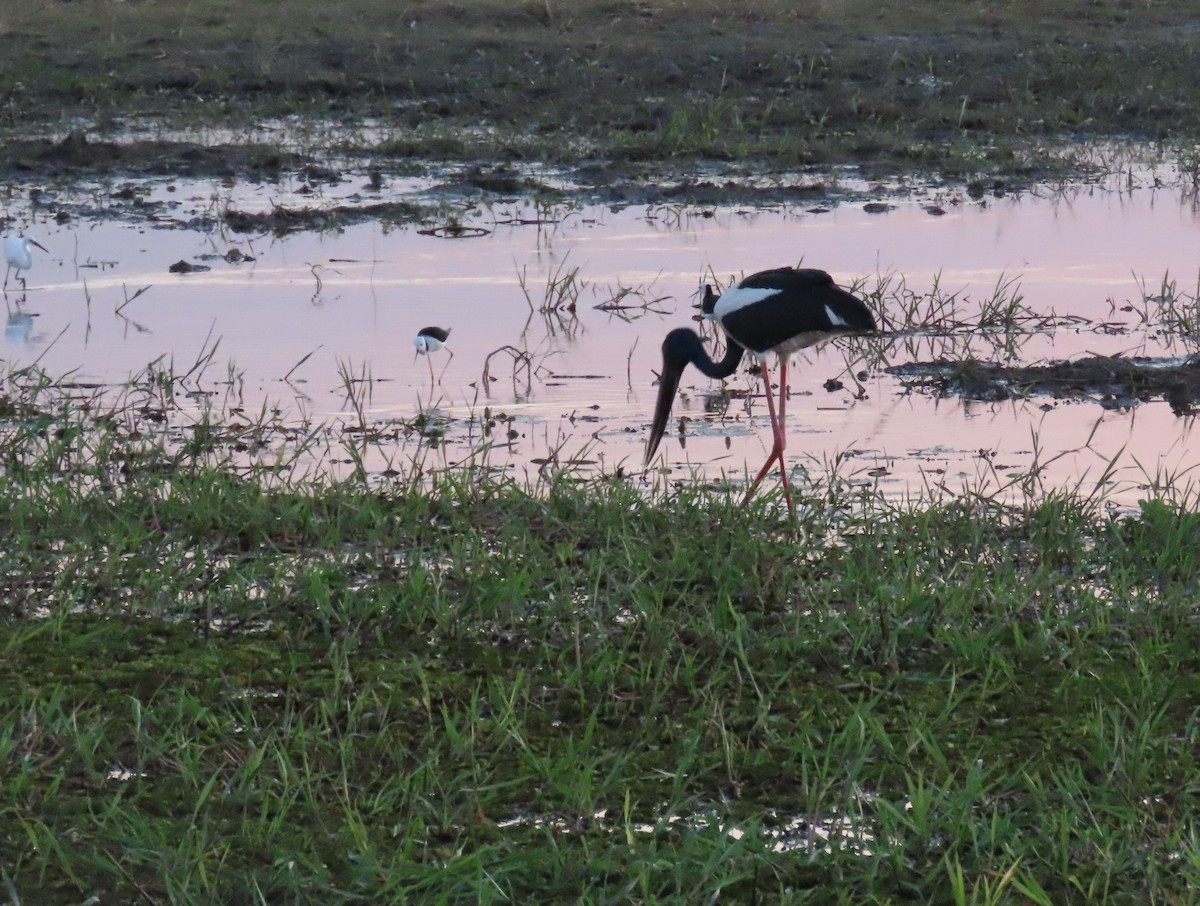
[[414, 326, 453, 383]]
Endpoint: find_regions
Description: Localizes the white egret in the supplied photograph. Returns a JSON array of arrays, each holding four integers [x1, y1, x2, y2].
[[4, 235, 49, 290]]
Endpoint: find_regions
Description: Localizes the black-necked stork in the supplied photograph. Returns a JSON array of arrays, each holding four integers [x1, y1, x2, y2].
[[414, 326, 453, 383], [645, 266, 876, 514], [4, 235, 48, 291]]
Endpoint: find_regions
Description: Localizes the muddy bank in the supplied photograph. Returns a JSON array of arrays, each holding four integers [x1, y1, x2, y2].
[[888, 354, 1200, 414], [2, 129, 1032, 236], [5, 0, 1200, 206], [1, 132, 304, 180]]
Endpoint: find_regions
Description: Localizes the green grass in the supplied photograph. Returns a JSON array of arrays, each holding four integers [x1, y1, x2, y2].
[[2, 381, 1200, 903], [4, 1, 1200, 179], [5, 6, 1200, 895]]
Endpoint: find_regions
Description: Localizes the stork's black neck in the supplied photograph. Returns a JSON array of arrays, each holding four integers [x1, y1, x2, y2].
[[662, 327, 744, 379], [645, 328, 745, 464]]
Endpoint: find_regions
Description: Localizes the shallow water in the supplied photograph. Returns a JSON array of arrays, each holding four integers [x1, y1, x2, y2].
[[4, 165, 1200, 506]]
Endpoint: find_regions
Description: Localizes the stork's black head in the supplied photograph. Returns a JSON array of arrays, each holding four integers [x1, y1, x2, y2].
[[644, 328, 745, 465]]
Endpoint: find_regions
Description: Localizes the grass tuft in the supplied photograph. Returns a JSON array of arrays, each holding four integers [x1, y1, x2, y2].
[[2, 379, 1200, 902]]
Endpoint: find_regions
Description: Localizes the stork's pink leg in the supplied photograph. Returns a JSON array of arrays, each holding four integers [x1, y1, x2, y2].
[[774, 360, 794, 513], [743, 368, 779, 504], [742, 363, 795, 516]]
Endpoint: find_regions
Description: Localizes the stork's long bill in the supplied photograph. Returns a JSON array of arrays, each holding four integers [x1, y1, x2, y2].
[[643, 267, 877, 476], [644, 350, 686, 465], [644, 328, 744, 464]]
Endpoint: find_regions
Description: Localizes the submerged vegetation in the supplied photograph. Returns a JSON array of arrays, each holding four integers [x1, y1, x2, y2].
[[1, 375, 1200, 904]]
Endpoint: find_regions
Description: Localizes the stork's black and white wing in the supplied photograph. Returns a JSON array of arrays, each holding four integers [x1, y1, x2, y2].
[[713, 267, 875, 358]]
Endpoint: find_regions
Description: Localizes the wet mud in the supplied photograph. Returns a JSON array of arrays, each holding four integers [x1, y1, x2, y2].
[[2, 129, 1018, 218], [889, 355, 1200, 414], [2, 130, 304, 180]]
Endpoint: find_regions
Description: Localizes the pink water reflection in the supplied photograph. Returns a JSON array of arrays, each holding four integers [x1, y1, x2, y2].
[[5, 175, 1200, 505]]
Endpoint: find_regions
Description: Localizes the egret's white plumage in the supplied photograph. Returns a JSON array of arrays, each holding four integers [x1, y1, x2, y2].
[[4, 235, 48, 290]]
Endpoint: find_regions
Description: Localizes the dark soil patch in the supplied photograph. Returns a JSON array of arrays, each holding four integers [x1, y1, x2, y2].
[[223, 201, 427, 236], [889, 355, 1200, 414], [1, 131, 303, 179]]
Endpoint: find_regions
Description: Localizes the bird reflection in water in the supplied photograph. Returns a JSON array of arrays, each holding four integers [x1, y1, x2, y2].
[[5, 295, 35, 346]]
